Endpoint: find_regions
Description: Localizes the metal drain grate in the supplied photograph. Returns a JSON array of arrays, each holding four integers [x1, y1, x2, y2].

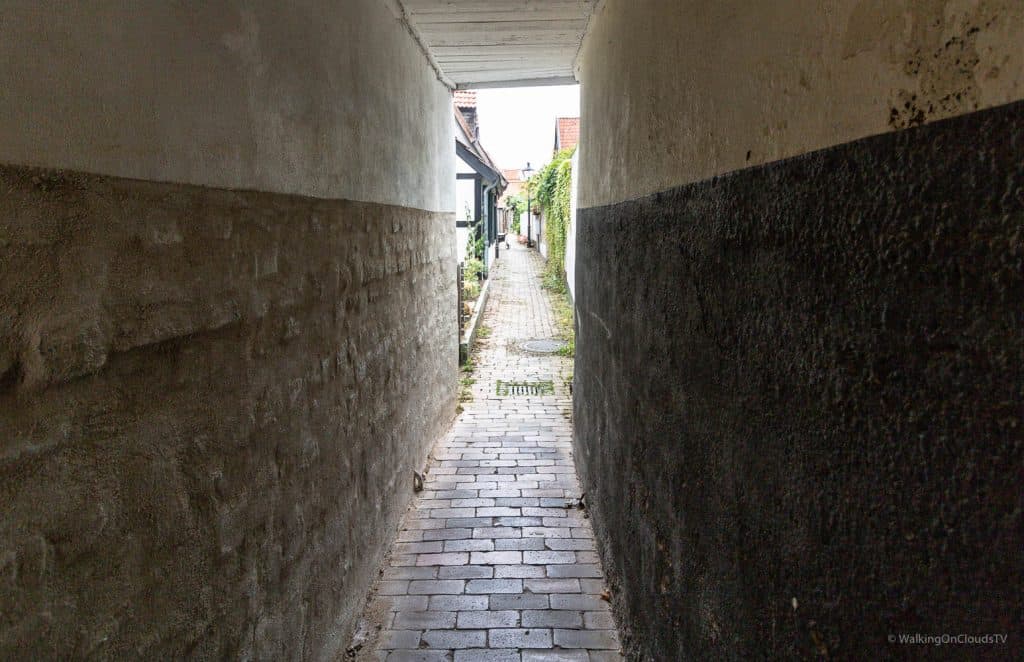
[[519, 339, 568, 354], [496, 380, 555, 396]]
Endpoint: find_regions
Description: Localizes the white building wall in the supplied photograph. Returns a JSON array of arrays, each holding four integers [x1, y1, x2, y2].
[[455, 156, 476, 264], [0, 0, 454, 212], [565, 149, 579, 301]]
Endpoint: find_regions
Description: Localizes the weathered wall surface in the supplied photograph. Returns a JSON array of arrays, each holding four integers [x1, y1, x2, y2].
[[0, 0, 453, 211], [0, 0, 456, 658], [575, 1, 1024, 658], [577, 0, 1024, 207], [0, 166, 456, 658], [575, 102, 1023, 659]]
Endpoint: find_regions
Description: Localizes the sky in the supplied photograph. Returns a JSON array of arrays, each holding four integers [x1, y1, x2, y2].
[[473, 85, 580, 177]]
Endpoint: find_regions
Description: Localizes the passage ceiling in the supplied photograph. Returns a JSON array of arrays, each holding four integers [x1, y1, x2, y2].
[[396, 0, 596, 89]]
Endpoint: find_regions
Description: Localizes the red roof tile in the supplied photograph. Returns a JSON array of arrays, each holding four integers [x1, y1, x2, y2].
[[501, 168, 523, 183], [454, 90, 477, 109], [556, 117, 580, 151]]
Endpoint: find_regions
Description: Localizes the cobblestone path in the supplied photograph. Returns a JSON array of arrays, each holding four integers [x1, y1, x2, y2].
[[357, 244, 623, 661]]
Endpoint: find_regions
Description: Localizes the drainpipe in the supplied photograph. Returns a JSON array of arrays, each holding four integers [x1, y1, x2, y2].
[[483, 180, 498, 267]]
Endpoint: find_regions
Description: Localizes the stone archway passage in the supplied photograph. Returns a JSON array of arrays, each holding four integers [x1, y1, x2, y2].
[[357, 245, 622, 661]]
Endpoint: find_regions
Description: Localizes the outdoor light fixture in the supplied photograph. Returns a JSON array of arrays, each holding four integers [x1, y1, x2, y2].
[[523, 162, 535, 248]]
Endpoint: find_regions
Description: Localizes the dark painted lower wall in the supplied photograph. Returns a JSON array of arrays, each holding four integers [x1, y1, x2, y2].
[[574, 102, 1023, 660], [0, 166, 456, 658]]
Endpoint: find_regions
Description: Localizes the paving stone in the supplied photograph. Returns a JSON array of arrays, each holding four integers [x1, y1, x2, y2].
[[542, 539, 595, 551], [451, 498, 496, 507], [457, 610, 520, 629], [420, 629, 487, 649], [542, 517, 580, 527], [446, 518, 495, 529], [521, 610, 583, 628], [494, 538, 546, 551], [523, 578, 580, 593], [477, 507, 521, 517], [415, 553, 468, 566], [384, 566, 438, 580], [431, 507, 477, 518], [417, 499, 452, 509], [584, 611, 616, 629], [522, 650, 589, 661], [465, 578, 523, 594], [473, 527, 521, 539], [545, 564, 603, 578], [405, 520, 446, 530], [553, 630, 620, 650], [488, 593, 550, 610], [587, 652, 625, 661], [550, 595, 611, 611], [489, 628, 553, 648], [523, 527, 571, 539], [522, 508, 568, 518], [521, 489, 565, 498], [394, 542, 444, 554], [378, 630, 422, 649], [461, 482, 499, 491], [422, 528, 473, 541], [523, 551, 575, 565], [392, 611, 456, 629], [439, 566, 495, 579], [494, 564, 545, 578], [445, 539, 495, 552], [436, 490, 479, 499], [429, 595, 489, 611], [469, 551, 522, 565], [385, 651, 450, 662], [495, 497, 540, 507], [495, 516, 544, 527], [478, 489, 522, 498], [454, 650, 522, 662], [407, 580, 465, 594]]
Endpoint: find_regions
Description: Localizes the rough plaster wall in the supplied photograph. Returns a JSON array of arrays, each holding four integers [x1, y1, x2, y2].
[[577, 0, 1024, 207], [574, 102, 1023, 660], [564, 149, 579, 302], [0, 166, 457, 658], [0, 0, 454, 212]]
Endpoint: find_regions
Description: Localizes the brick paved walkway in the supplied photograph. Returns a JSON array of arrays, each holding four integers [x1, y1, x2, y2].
[[356, 244, 622, 661]]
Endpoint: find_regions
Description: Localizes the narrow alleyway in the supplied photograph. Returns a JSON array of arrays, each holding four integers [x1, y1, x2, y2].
[[356, 245, 622, 661]]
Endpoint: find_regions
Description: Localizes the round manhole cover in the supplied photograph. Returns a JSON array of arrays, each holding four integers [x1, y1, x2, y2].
[[520, 339, 568, 354]]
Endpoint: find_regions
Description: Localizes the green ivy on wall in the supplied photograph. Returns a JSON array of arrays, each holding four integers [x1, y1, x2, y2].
[[528, 147, 575, 282]]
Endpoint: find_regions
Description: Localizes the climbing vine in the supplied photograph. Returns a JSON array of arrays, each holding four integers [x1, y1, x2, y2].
[[528, 147, 575, 282], [506, 195, 525, 234]]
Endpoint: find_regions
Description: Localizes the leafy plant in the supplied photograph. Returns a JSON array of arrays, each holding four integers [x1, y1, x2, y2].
[[464, 257, 485, 282], [465, 224, 485, 262], [527, 147, 575, 283], [506, 195, 525, 234], [542, 272, 575, 358]]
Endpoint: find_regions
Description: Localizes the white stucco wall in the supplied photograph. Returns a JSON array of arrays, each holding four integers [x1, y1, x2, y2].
[[527, 212, 543, 253], [0, 0, 454, 212], [578, 0, 1024, 208], [564, 149, 579, 301]]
